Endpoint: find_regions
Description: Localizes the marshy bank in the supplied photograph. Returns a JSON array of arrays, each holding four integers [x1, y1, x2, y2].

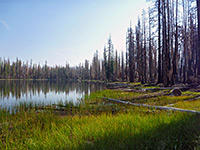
[[0, 81, 200, 149], [0, 104, 200, 149]]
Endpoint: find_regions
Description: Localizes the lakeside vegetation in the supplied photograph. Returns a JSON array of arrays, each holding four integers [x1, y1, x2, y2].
[[173, 100, 200, 111], [1, 85, 200, 149], [1, 108, 199, 150], [86, 89, 198, 106]]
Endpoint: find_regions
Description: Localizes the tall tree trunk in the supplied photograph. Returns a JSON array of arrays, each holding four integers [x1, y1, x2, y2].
[[121, 51, 124, 82], [187, 1, 192, 81], [143, 10, 147, 83], [125, 51, 129, 81], [167, 0, 171, 84], [182, 0, 188, 83], [197, 0, 200, 75], [172, 0, 178, 84], [149, 8, 153, 83], [115, 50, 118, 81], [162, 0, 169, 86], [127, 26, 134, 82], [158, 0, 162, 83]]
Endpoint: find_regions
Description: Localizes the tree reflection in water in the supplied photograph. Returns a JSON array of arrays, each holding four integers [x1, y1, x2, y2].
[[0, 80, 105, 111]]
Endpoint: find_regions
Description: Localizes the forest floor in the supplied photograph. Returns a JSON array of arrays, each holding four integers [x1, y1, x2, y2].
[[1, 82, 200, 149]]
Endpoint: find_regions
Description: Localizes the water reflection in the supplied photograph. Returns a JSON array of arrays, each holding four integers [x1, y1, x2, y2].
[[0, 80, 105, 111]]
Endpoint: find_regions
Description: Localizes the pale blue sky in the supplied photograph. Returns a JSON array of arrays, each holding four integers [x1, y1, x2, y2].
[[0, 0, 150, 66]]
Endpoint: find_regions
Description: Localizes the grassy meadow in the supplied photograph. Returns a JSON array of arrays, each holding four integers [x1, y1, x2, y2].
[[0, 87, 200, 149]]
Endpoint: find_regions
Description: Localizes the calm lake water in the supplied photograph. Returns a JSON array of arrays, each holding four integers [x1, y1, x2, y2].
[[0, 80, 105, 111]]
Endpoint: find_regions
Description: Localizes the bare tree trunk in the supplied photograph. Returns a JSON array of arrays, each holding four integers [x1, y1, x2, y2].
[[158, 0, 162, 83], [182, 0, 188, 83], [125, 51, 129, 81], [153, 41, 157, 82], [115, 50, 118, 81], [197, 0, 200, 75], [121, 51, 124, 82], [149, 8, 153, 83], [127, 26, 135, 82], [143, 10, 147, 83], [136, 19, 142, 83], [167, 0, 171, 84], [172, 0, 178, 84], [162, 0, 169, 86], [187, 1, 192, 81]]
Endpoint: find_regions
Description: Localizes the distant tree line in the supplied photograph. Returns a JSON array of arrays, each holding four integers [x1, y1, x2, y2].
[[1, 0, 200, 86], [0, 58, 75, 80]]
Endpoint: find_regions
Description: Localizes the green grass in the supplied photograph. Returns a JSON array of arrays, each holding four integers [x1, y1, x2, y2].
[[86, 89, 195, 106], [138, 95, 195, 106], [129, 82, 141, 85], [173, 99, 200, 111], [0, 108, 199, 150], [85, 89, 155, 102], [141, 86, 160, 89], [182, 90, 200, 95], [1, 89, 200, 149]]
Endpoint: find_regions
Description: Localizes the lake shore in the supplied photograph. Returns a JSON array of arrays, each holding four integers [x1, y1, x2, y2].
[[1, 84, 200, 149]]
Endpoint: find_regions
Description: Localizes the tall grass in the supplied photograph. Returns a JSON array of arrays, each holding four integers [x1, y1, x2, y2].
[[0, 108, 199, 150], [140, 95, 195, 106], [1, 89, 200, 149], [173, 99, 200, 111]]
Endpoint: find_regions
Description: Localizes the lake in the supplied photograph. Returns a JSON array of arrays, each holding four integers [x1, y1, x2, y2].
[[0, 80, 106, 111]]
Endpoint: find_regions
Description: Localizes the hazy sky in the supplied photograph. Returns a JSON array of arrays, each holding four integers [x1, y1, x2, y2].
[[0, 0, 150, 67]]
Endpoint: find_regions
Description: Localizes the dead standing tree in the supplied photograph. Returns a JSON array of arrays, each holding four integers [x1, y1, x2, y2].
[[126, 24, 135, 82]]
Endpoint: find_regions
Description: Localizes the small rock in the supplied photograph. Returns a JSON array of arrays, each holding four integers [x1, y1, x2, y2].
[[171, 88, 181, 96]]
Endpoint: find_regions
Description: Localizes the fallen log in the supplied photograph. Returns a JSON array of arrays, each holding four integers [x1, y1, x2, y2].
[[130, 92, 168, 101], [143, 87, 190, 92], [184, 95, 200, 102], [102, 97, 200, 114], [165, 95, 200, 107], [119, 88, 144, 92]]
